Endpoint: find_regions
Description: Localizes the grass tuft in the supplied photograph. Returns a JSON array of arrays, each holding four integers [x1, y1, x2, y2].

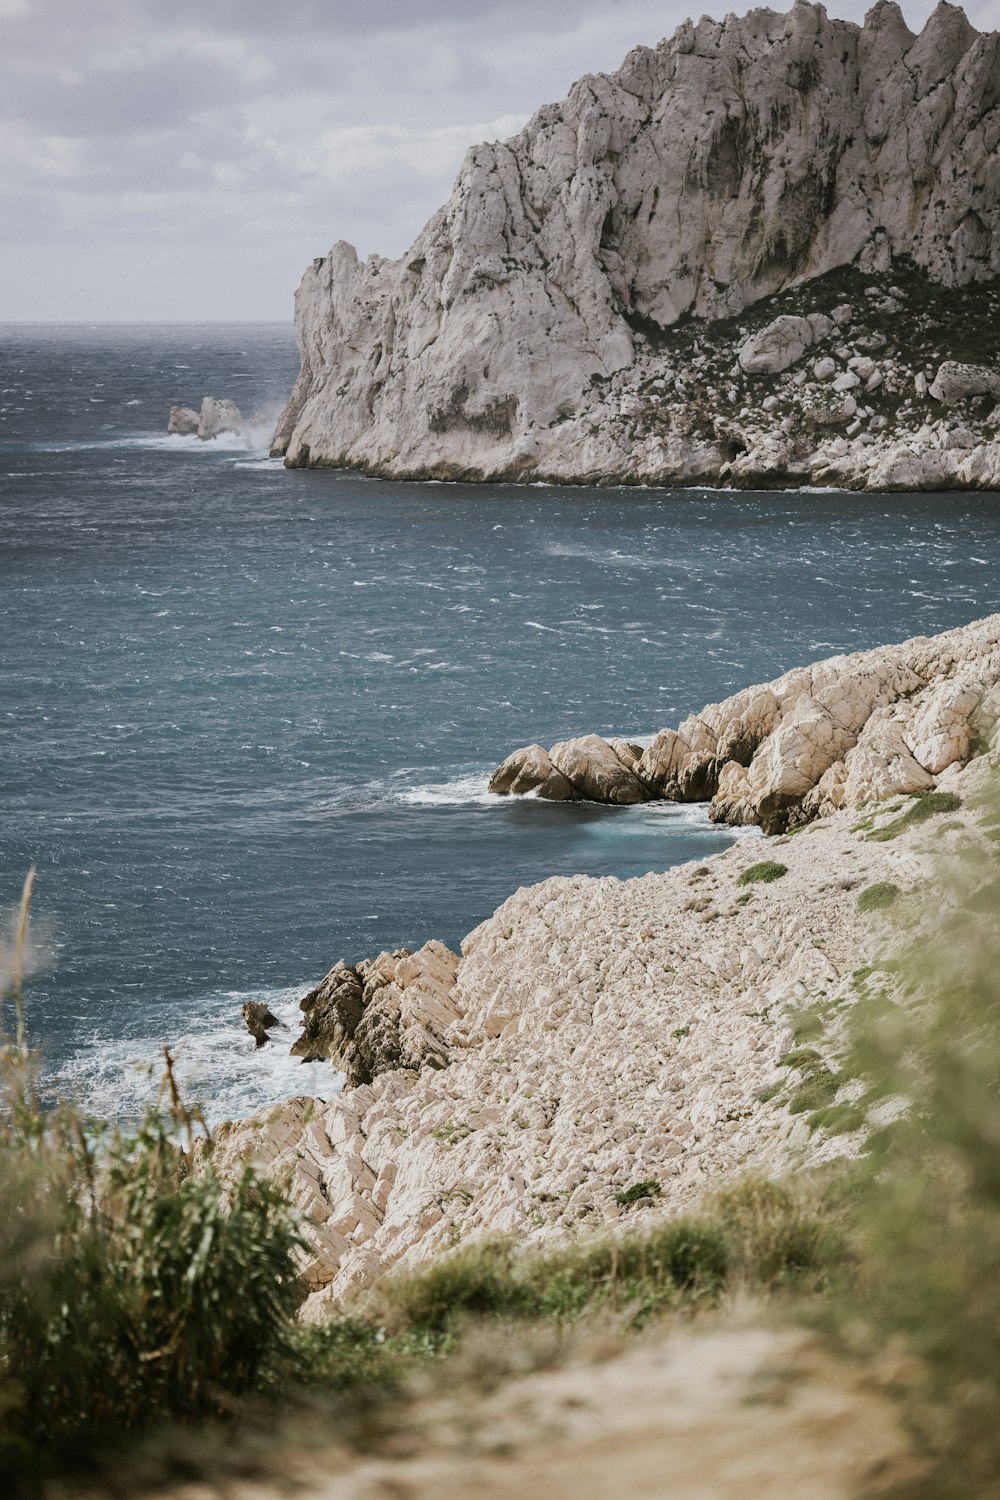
[[857, 881, 901, 912], [737, 861, 788, 887], [616, 1179, 662, 1207], [866, 790, 962, 843]]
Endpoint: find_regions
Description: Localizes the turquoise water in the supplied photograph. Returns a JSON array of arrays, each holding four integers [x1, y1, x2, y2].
[[3, 323, 1000, 1120]]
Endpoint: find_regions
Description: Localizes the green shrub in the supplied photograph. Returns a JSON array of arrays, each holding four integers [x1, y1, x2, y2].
[[866, 790, 962, 843], [616, 1179, 662, 1207], [737, 861, 788, 886], [0, 874, 306, 1487], [856, 881, 901, 912], [788, 1069, 839, 1115]]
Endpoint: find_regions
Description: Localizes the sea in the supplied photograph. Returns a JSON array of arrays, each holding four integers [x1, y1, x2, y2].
[[3, 322, 1000, 1124]]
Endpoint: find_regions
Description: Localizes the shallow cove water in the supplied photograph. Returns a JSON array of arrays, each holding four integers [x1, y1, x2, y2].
[[3, 323, 1000, 1122]]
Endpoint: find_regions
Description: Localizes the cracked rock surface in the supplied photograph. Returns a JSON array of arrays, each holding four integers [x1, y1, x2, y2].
[[271, 1, 1000, 490]]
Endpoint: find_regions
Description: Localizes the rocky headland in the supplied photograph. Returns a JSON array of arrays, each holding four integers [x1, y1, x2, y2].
[[490, 613, 1000, 831], [270, 1, 1000, 490], [215, 615, 999, 1317]]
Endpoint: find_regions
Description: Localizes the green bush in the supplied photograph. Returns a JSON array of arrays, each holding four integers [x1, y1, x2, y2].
[[866, 790, 962, 843], [616, 1179, 662, 1207], [0, 874, 306, 1488], [0, 1078, 305, 1486], [737, 861, 788, 886], [856, 881, 901, 912]]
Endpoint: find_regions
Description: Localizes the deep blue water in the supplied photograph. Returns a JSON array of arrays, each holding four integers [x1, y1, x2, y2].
[[3, 323, 1000, 1120]]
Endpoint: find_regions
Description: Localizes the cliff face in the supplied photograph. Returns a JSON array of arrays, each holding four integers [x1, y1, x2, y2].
[[272, 1, 1000, 486]]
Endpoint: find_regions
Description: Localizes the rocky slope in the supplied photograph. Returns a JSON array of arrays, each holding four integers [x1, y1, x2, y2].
[[491, 612, 1000, 831], [271, 1, 1000, 490], [214, 747, 992, 1316]]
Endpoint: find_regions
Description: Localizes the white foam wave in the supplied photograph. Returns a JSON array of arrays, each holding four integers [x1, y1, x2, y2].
[[37, 423, 275, 456], [56, 985, 336, 1126], [398, 773, 496, 806]]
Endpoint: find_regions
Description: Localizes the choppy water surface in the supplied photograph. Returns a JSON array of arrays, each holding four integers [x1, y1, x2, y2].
[[3, 323, 1000, 1120]]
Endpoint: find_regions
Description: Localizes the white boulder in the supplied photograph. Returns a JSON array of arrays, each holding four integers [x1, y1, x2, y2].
[[198, 397, 243, 440]]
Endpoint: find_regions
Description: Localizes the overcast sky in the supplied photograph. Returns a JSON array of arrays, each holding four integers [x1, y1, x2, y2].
[[0, 0, 991, 322]]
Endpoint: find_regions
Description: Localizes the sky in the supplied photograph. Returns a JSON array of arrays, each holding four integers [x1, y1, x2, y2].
[[0, 0, 994, 322]]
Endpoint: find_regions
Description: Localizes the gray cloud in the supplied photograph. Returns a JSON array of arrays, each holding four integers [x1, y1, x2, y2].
[[0, 0, 979, 320]]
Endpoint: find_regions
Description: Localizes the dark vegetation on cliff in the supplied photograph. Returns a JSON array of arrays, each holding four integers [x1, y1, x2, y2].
[[3, 794, 1000, 1495]]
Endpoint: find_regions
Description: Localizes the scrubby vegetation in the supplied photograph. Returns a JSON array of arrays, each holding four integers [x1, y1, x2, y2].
[[736, 860, 788, 886], [0, 875, 306, 1492], [4, 776, 1000, 1494], [856, 880, 901, 912], [369, 1174, 844, 1338], [866, 789, 962, 842], [615, 1178, 662, 1207]]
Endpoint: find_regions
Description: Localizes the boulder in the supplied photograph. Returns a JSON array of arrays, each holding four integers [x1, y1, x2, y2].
[[292, 961, 365, 1063], [929, 362, 1000, 407], [167, 405, 199, 436], [293, 942, 461, 1086], [840, 710, 935, 804], [488, 743, 580, 800], [737, 316, 817, 376], [548, 735, 651, 804], [198, 397, 243, 440]]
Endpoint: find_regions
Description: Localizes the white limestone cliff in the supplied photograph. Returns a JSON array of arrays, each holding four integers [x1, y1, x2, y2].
[[272, 1, 1000, 490]]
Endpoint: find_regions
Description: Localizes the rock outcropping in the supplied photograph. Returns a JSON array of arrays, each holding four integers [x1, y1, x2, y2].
[[292, 941, 461, 1086], [272, 1, 1000, 490], [209, 614, 1000, 1312], [490, 614, 1000, 831], [167, 397, 269, 442]]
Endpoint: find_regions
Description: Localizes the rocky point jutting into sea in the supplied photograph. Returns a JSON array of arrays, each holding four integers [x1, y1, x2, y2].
[[219, 613, 1000, 1314], [270, 0, 1000, 490]]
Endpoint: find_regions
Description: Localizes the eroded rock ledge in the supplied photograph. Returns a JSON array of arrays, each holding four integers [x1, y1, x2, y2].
[[490, 614, 1000, 832], [271, 2, 1000, 490]]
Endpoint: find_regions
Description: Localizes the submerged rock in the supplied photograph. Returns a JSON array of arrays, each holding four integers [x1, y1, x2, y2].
[[490, 614, 1000, 833]]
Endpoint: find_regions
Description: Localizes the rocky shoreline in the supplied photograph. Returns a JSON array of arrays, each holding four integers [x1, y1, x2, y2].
[[216, 615, 1000, 1316], [269, 3, 1000, 491], [490, 613, 1000, 832]]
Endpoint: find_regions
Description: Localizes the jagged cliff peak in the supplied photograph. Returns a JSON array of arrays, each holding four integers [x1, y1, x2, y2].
[[272, 2, 999, 485]]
